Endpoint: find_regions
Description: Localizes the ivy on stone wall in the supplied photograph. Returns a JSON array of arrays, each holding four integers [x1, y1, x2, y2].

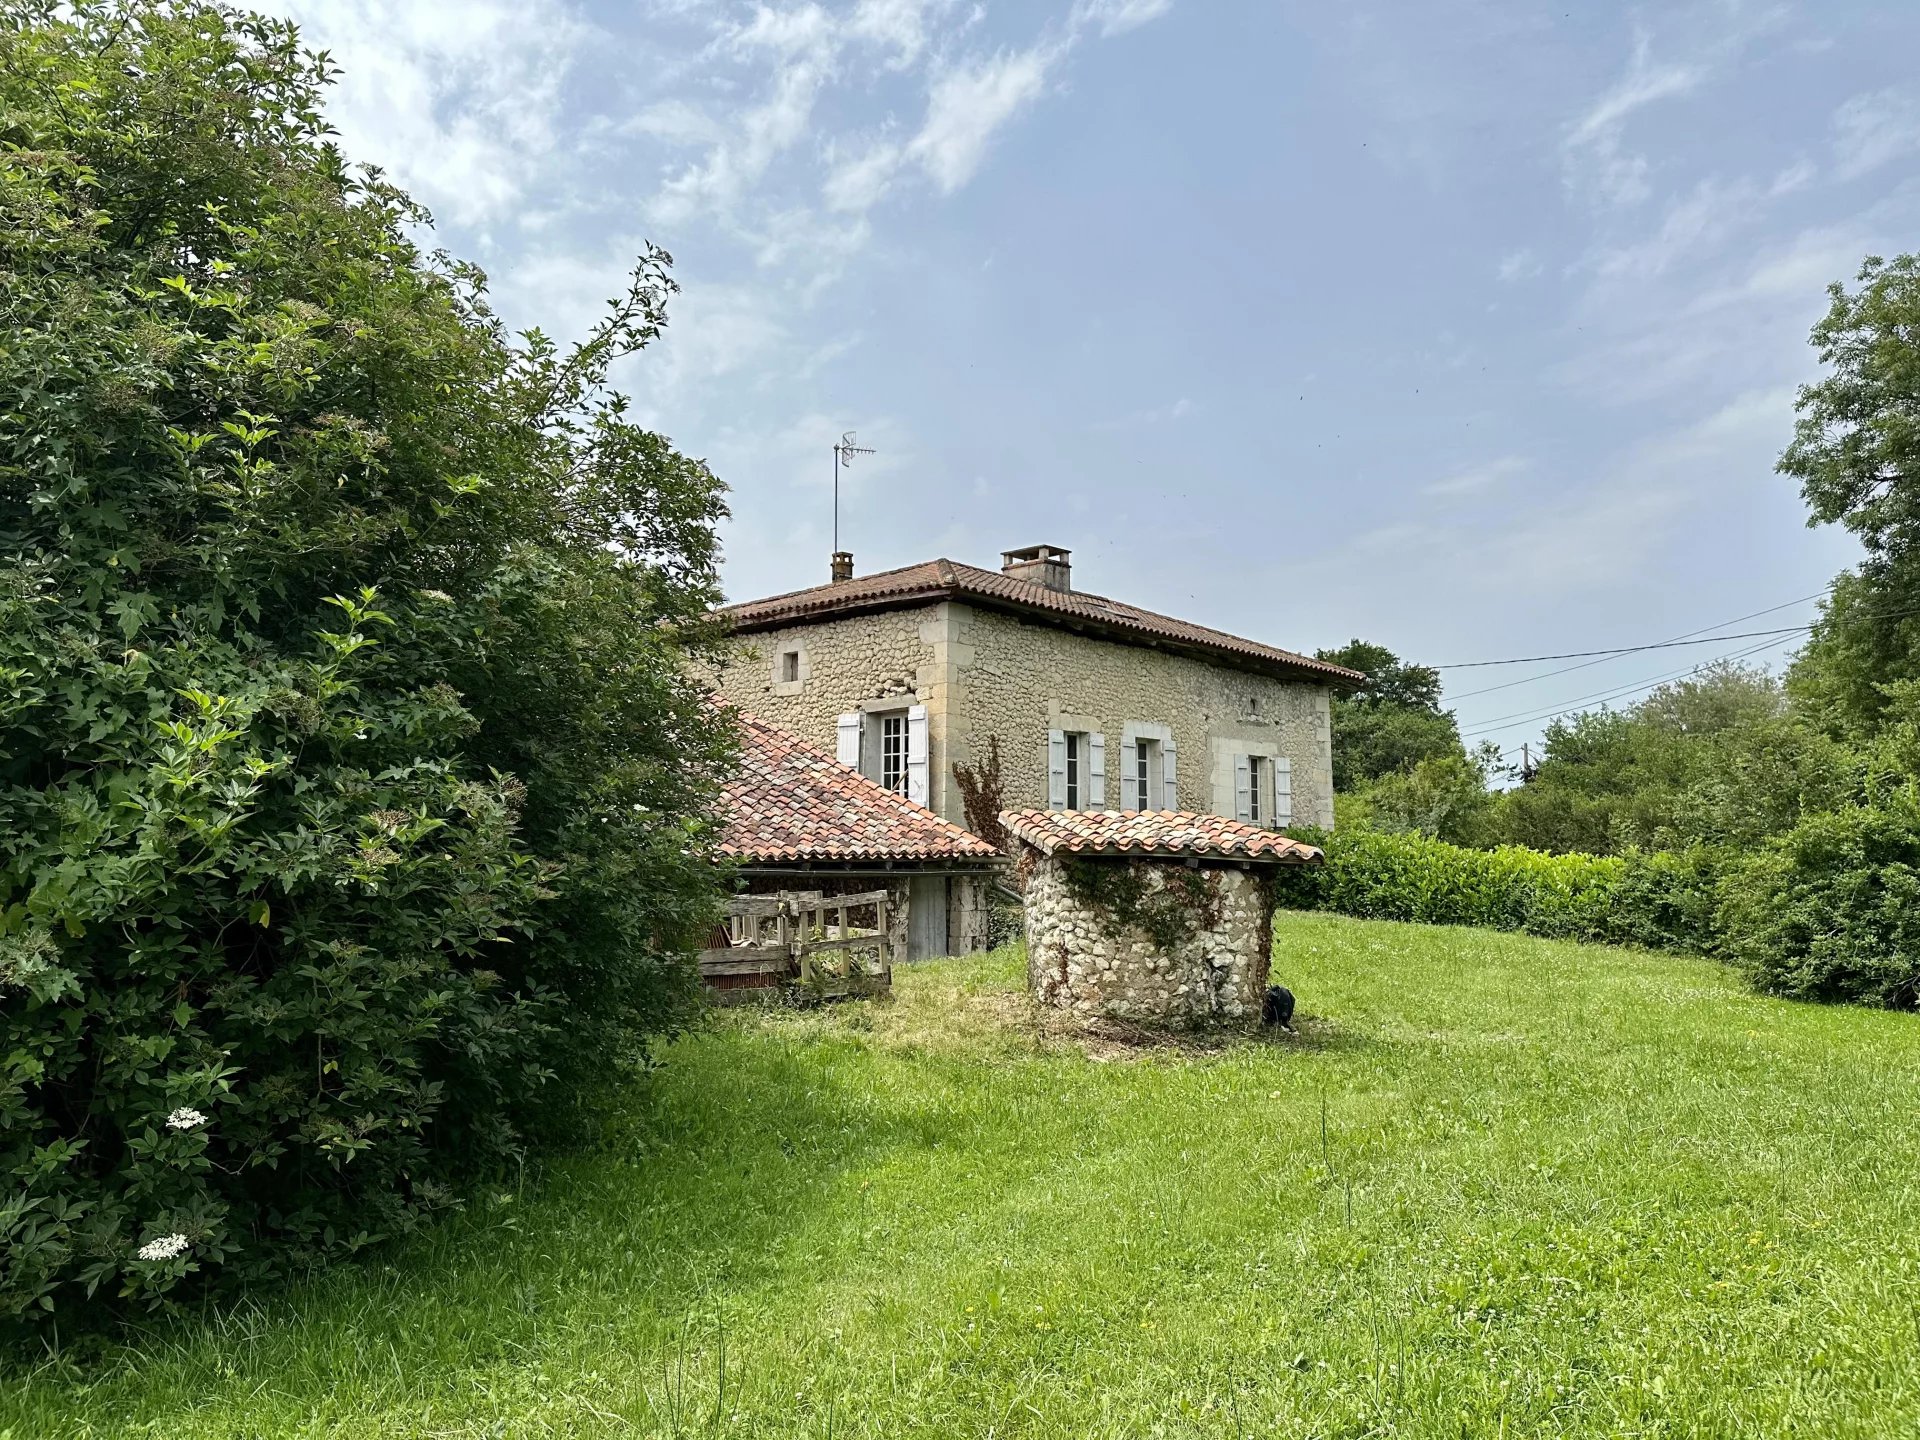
[[1060, 858, 1222, 953]]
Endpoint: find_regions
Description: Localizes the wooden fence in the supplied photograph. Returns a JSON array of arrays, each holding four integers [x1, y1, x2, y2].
[[698, 890, 893, 997]]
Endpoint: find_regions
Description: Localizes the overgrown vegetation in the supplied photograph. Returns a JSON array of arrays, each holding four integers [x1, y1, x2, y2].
[[10, 921, 1920, 1437], [0, 2, 730, 1331]]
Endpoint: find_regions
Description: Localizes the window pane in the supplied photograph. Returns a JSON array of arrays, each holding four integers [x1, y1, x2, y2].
[[881, 714, 907, 794], [1065, 733, 1080, 810]]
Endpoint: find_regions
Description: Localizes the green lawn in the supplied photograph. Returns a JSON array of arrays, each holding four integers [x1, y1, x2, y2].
[[10, 913, 1920, 1438]]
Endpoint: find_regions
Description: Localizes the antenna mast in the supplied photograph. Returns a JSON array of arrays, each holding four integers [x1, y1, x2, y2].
[[832, 430, 875, 553]]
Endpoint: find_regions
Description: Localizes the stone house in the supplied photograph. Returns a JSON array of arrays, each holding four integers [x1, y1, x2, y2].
[[712, 544, 1362, 852], [716, 708, 1003, 964]]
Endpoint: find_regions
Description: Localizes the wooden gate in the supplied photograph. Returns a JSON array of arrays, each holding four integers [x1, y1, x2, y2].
[[698, 890, 893, 997]]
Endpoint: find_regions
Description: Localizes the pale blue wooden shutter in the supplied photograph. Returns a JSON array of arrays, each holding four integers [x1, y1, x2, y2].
[[836, 712, 861, 769], [1161, 738, 1178, 810], [1273, 756, 1292, 827], [906, 705, 930, 807], [1088, 732, 1105, 809], [1233, 753, 1252, 822], [1047, 729, 1067, 810]]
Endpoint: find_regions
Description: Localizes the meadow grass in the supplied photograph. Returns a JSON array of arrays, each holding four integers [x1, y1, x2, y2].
[[8, 912, 1920, 1437]]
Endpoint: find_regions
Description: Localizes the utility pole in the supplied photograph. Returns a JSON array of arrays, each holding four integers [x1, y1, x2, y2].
[[832, 431, 874, 554]]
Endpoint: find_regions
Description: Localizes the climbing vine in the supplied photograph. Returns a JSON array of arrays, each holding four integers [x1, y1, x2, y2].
[[952, 735, 1008, 847], [1060, 859, 1222, 952]]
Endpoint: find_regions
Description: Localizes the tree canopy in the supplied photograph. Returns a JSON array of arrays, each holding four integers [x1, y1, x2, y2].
[[1, 0, 731, 1328]]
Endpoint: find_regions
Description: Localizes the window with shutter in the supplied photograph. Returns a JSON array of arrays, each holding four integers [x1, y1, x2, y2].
[[1047, 729, 1067, 810]]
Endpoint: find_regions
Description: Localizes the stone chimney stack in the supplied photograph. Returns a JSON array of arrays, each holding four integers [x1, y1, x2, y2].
[[831, 550, 854, 583], [1000, 544, 1072, 593]]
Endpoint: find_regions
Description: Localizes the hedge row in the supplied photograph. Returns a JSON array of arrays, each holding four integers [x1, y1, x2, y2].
[[1277, 806, 1920, 1011], [1272, 828, 1720, 954]]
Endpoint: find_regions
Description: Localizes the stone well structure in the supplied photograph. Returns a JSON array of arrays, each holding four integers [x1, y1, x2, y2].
[[1001, 809, 1322, 1025]]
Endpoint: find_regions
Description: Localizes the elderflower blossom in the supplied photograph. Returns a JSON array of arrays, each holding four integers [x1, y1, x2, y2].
[[166, 1107, 207, 1131], [137, 1233, 189, 1262]]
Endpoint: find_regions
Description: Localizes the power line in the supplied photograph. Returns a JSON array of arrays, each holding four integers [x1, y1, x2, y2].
[[1440, 590, 1832, 704], [1459, 633, 1801, 742], [1434, 624, 1811, 669], [1435, 590, 1829, 671]]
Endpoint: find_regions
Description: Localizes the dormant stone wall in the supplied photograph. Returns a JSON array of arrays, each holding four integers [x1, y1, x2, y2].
[[943, 605, 1335, 830], [1021, 852, 1274, 1024]]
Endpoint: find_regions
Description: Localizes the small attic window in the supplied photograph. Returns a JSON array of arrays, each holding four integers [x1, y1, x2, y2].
[[778, 649, 801, 683]]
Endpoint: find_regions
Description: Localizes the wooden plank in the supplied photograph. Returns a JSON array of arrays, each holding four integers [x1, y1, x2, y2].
[[700, 955, 794, 978]]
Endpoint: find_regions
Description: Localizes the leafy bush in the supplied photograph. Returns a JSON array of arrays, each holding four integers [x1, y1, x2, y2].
[[1276, 828, 1713, 953], [1, 4, 730, 1330], [1719, 798, 1920, 1008]]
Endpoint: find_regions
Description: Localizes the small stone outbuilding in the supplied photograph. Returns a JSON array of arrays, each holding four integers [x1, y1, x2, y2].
[[1001, 810, 1322, 1026]]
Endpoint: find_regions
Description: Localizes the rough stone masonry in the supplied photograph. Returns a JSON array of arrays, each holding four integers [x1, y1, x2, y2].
[[1021, 852, 1275, 1024]]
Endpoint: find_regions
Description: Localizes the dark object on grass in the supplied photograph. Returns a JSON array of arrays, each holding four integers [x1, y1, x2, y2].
[[1262, 985, 1296, 1029]]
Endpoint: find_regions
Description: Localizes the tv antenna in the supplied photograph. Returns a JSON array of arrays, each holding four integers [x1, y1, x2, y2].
[[832, 431, 875, 553]]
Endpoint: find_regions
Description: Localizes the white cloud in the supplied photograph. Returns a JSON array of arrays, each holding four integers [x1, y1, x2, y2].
[[850, 0, 957, 66], [824, 138, 906, 212], [651, 4, 842, 225], [1070, 0, 1173, 38], [1561, 30, 1708, 208], [1424, 455, 1528, 499], [1497, 249, 1542, 283], [1833, 88, 1920, 181], [908, 44, 1062, 193], [263, 0, 594, 228]]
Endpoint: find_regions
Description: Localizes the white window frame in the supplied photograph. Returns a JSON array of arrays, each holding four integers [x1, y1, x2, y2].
[[1121, 721, 1174, 813], [880, 711, 909, 795]]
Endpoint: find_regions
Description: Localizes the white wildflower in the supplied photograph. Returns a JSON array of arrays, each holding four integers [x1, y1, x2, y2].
[[354, 729, 369, 740], [137, 1233, 189, 1262], [166, 1107, 207, 1131], [422, 588, 452, 603]]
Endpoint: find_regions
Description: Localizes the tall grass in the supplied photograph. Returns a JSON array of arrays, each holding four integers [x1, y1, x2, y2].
[[7, 916, 1920, 1437]]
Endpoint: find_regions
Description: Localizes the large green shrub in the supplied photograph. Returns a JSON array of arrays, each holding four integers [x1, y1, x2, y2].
[[0, 3, 730, 1329], [1719, 798, 1920, 1008], [1276, 828, 1713, 953]]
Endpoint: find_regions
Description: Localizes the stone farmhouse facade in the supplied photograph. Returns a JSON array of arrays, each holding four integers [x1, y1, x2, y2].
[[712, 545, 1361, 852]]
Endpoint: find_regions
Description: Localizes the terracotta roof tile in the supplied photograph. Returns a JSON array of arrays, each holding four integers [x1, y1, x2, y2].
[[720, 710, 1000, 864], [718, 559, 1364, 687], [999, 809, 1323, 864]]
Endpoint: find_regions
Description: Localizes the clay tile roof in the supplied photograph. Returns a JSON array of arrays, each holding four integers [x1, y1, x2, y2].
[[717, 558, 1364, 687], [998, 809, 1324, 864], [720, 709, 1001, 864]]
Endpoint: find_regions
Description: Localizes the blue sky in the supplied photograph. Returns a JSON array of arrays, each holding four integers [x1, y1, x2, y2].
[[273, 0, 1918, 757]]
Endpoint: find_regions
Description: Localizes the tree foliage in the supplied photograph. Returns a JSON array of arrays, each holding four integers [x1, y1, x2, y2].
[[0, 1, 731, 1328], [1315, 639, 1466, 792], [1780, 255, 1920, 735]]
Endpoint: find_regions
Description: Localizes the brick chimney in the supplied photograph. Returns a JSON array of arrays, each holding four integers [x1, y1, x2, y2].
[[831, 550, 854, 583], [1001, 544, 1072, 592]]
